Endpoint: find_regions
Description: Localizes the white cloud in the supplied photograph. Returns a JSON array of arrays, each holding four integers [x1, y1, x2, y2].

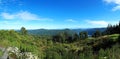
[[104, 0, 120, 11], [1, 12, 15, 19], [112, 5, 120, 11], [0, 21, 21, 25], [86, 20, 108, 26], [66, 19, 77, 22], [104, 0, 120, 4], [1, 11, 53, 21], [17, 11, 40, 20], [0, 0, 23, 5]]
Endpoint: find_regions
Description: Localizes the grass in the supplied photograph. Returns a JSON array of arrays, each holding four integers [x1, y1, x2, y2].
[[0, 30, 120, 59], [0, 50, 3, 57], [109, 34, 119, 41], [109, 34, 119, 37]]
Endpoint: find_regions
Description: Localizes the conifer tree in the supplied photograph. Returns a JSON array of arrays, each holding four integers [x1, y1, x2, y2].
[[21, 27, 27, 35]]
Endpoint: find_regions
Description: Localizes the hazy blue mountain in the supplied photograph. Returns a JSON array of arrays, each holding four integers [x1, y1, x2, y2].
[[27, 29, 75, 36], [72, 28, 106, 35], [27, 28, 106, 36]]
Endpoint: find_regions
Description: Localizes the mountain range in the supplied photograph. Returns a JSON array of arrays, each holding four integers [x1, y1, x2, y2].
[[27, 28, 106, 36]]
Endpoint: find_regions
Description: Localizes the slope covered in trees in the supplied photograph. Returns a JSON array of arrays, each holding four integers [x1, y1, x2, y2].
[[0, 22, 120, 59], [105, 21, 120, 35]]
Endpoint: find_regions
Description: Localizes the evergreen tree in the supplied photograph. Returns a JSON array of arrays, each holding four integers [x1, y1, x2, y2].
[[92, 30, 101, 37], [73, 33, 79, 41], [83, 31, 88, 38], [118, 21, 120, 34], [21, 27, 27, 35], [106, 24, 113, 35], [105, 22, 120, 35], [79, 32, 83, 39], [79, 31, 88, 39], [52, 31, 70, 43], [118, 35, 120, 44]]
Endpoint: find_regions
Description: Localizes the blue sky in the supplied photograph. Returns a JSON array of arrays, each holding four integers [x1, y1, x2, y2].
[[0, 0, 120, 29]]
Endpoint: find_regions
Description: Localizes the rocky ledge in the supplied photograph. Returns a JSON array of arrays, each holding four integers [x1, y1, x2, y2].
[[0, 47, 38, 59]]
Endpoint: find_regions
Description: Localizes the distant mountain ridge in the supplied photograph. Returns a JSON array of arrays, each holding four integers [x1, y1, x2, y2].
[[27, 28, 106, 36], [72, 28, 106, 35]]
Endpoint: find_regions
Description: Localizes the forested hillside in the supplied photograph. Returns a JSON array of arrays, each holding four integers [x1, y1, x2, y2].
[[26, 28, 106, 36], [0, 0, 120, 59], [0, 22, 120, 59]]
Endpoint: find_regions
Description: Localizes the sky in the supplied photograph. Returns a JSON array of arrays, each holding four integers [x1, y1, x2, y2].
[[0, 0, 120, 29]]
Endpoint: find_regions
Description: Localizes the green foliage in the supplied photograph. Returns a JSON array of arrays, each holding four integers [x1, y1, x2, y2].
[[105, 22, 120, 35], [73, 33, 79, 41], [52, 31, 73, 43], [79, 31, 88, 39], [21, 27, 27, 35], [92, 30, 102, 38], [0, 50, 3, 57], [118, 35, 120, 44], [98, 44, 120, 59], [0, 26, 120, 59]]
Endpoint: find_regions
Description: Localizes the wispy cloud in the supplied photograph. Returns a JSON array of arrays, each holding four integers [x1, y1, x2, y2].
[[104, 0, 120, 11], [1, 12, 15, 19], [66, 19, 77, 22], [1, 11, 53, 21], [86, 20, 108, 26], [104, 0, 120, 4], [112, 5, 120, 11], [0, 21, 21, 25], [0, 0, 23, 6], [16, 11, 40, 20]]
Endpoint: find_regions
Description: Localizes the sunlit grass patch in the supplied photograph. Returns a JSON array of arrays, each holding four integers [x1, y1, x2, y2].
[[0, 50, 3, 57]]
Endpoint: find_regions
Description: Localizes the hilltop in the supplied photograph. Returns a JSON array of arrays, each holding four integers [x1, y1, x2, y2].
[[0, 30, 119, 59], [0, 22, 119, 59]]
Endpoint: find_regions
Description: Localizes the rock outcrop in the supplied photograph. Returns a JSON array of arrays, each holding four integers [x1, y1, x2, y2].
[[0, 47, 38, 59]]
